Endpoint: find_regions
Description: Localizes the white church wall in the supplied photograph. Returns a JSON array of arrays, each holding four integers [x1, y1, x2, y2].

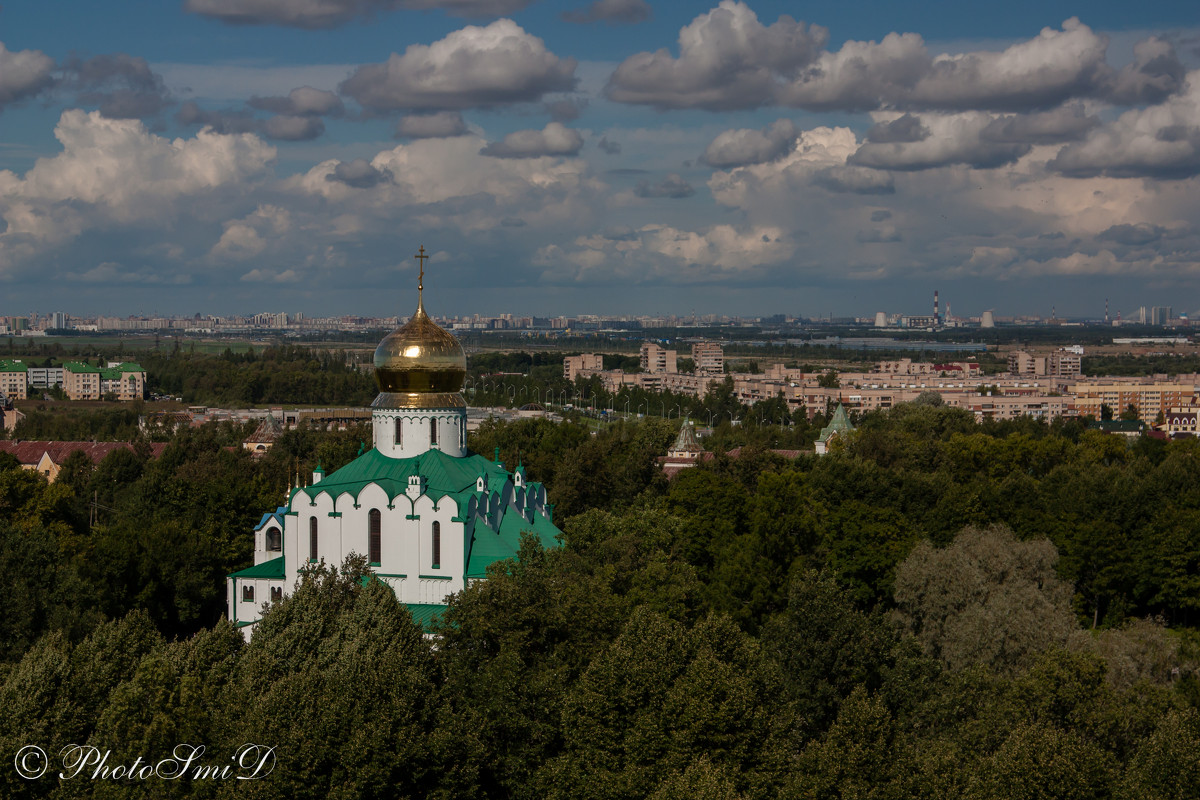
[[373, 408, 467, 459]]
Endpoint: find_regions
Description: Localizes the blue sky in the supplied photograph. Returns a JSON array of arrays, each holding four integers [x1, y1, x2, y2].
[[1, 1, 1199, 319]]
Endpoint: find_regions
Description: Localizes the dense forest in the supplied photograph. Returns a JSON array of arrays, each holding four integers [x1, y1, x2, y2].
[[1, 342, 378, 408], [2, 391, 1199, 797]]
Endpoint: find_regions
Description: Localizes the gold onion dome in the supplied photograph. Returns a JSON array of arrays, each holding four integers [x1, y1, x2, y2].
[[372, 246, 466, 409]]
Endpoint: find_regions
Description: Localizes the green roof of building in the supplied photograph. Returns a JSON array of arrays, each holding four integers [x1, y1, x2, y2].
[[817, 403, 855, 444], [97, 363, 145, 380], [0, 360, 26, 372], [228, 556, 285, 580], [293, 444, 561, 586], [300, 446, 510, 505], [405, 603, 447, 632], [62, 361, 101, 374], [466, 516, 520, 578]]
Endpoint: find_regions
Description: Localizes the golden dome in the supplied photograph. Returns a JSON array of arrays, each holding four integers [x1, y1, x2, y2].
[[372, 247, 467, 409]]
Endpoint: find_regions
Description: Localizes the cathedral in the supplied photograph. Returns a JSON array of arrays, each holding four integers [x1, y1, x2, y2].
[[226, 249, 562, 637]]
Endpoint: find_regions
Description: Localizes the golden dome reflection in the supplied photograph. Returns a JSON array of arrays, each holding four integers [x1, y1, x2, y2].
[[372, 246, 467, 404]]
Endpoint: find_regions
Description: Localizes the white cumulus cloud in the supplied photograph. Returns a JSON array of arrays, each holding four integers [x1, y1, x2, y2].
[[340, 19, 577, 112]]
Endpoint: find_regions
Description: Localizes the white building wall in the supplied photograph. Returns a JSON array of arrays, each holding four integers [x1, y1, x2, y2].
[[373, 408, 467, 458]]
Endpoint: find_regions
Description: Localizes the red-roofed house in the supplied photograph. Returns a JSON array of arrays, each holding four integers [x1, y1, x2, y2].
[[0, 440, 168, 481]]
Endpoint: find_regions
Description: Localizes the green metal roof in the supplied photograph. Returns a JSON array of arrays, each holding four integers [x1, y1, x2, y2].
[[466, 516, 520, 578], [300, 446, 509, 505], [465, 506, 560, 578], [817, 402, 855, 444], [0, 360, 26, 372], [228, 556, 285, 580], [405, 603, 447, 632], [62, 361, 101, 374], [294, 444, 563, 583]]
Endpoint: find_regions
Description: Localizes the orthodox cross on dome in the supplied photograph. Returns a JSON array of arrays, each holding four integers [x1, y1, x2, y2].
[[414, 245, 429, 294]]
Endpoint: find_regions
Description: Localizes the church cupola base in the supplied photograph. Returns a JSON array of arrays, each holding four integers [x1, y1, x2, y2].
[[372, 393, 467, 459]]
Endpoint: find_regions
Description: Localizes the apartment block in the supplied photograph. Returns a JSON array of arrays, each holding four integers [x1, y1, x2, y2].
[[640, 342, 677, 374], [563, 353, 604, 381], [62, 362, 102, 399], [100, 362, 146, 401], [1070, 380, 1197, 424], [0, 360, 29, 400], [877, 359, 982, 378], [26, 367, 64, 388], [691, 342, 724, 375], [1008, 350, 1081, 379]]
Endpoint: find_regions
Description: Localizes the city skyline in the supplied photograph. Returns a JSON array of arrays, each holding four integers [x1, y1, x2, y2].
[[2, 2, 1199, 316], [3, 300, 1194, 330]]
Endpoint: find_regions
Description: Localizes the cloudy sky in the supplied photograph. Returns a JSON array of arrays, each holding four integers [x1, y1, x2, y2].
[[1, 1, 1199, 319]]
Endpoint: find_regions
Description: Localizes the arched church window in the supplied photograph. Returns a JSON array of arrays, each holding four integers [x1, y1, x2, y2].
[[309, 516, 318, 562], [432, 520, 441, 568], [430, 417, 438, 446], [394, 417, 402, 448], [368, 509, 381, 564], [265, 527, 281, 552]]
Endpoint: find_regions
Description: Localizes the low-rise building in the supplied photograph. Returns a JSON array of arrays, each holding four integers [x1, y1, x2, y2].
[[243, 413, 283, 455], [62, 362, 101, 400], [0, 440, 167, 481], [26, 366, 64, 388], [0, 360, 29, 400], [99, 362, 146, 400], [659, 420, 705, 478], [1, 405, 24, 433], [1164, 408, 1199, 436], [61, 361, 145, 400], [815, 403, 855, 454]]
